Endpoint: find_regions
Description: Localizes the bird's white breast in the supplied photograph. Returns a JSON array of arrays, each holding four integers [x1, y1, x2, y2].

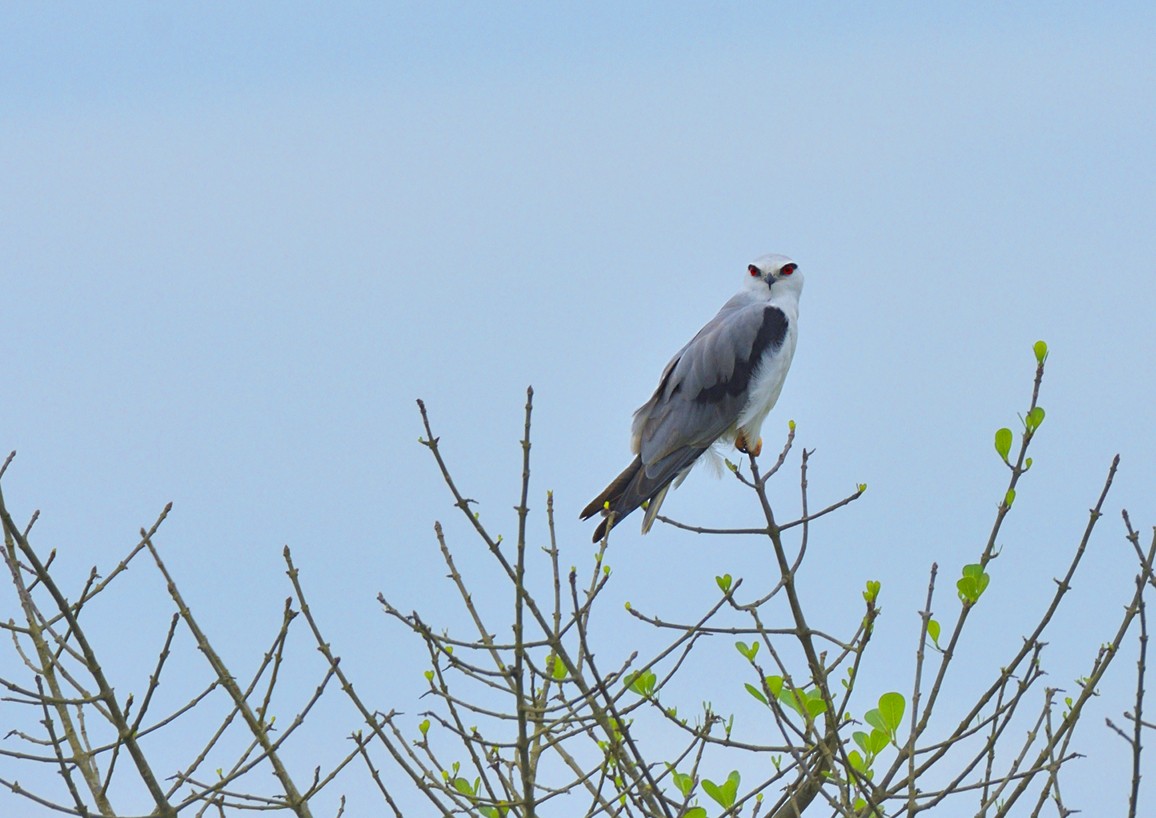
[[735, 300, 798, 440]]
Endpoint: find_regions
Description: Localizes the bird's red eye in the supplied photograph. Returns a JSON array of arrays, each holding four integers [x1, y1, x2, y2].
[[781, 263, 797, 276], [748, 264, 760, 277]]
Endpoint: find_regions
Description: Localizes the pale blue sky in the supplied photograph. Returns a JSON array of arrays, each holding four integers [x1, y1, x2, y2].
[[3, 4, 1155, 815]]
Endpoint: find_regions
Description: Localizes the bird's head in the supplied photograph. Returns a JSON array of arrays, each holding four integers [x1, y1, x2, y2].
[[745, 253, 803, 299]]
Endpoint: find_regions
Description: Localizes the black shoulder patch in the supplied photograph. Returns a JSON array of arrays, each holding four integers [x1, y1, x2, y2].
[[694, 306, 789, 404]]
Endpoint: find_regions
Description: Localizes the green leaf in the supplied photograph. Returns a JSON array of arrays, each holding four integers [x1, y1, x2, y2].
[[957, 564, 990, 603], [684, 809, 707, 818], [745, 683, 769, 705], [424, 670, 434, 682], [855, 725, 887, 757], [1033, 340, 1048, 363], [1004, 488, 1016, 509], [927, 618, 941, 646], [864, 708, 886, 734], [625, 670, 656, 697], [848, 749, 867, 773], [716, 574, 733, 593], [551, 656, 567, 681], [777, 686, 827, 720], [957, 576, 976, 602], [725, 770, 741, 800], [419, 719, 430, 737], [766, 676, 784, 698], [451, 777, 474, 796], [863, 580, 881, 603], [1025, 406, 1045, 433], [968, 565, 990, 597], [805, 689, 829, 718], [670, 769, 695, 797], [994, 428, 1013, 462], [702, 771, 741, 808], [779, 687, 805, 718], [878, 692, 905, 733], [735, 640, 759, 660]]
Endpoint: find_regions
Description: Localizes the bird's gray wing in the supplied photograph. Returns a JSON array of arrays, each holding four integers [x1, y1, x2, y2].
[[632, 297, 789, 480], [580, 296, 790, 540]]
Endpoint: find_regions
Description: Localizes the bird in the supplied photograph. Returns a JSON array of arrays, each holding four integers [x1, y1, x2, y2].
[[581, 254, 803, 542]]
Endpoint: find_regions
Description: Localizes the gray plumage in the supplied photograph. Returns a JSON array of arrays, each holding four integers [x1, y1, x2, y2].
[[581, 254, 803, 541]]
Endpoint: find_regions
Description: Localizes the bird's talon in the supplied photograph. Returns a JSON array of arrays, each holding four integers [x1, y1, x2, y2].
[[735, 433, 763, 457]]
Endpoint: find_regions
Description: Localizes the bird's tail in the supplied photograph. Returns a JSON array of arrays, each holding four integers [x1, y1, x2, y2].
[[639, 483, 672, 535], [580, 448, 703, 542], [580, 456, 645, 542]]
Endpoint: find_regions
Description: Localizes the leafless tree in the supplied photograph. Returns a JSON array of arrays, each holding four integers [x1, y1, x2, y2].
[[2, 342, 1152, 816]]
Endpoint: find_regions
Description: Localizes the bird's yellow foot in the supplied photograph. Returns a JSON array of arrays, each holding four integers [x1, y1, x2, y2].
[[735, 432, 762, 457]]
